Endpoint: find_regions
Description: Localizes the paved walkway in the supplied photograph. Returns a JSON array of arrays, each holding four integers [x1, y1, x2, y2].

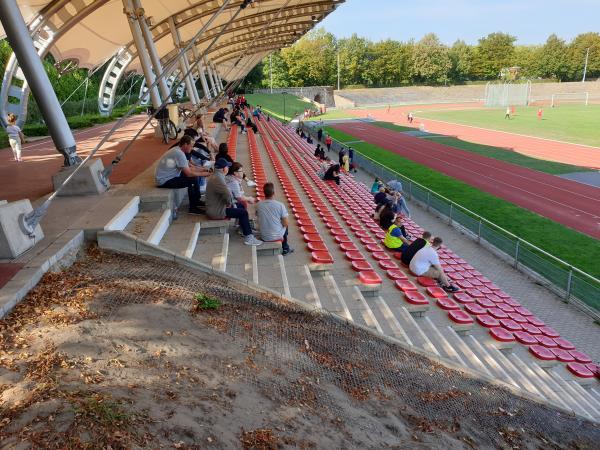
[[0, 115, 160, 202], [350, 168, 600, 362]]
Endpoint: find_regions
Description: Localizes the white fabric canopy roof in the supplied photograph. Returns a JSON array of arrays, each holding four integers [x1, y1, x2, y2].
[[0, 0, 344, 80]]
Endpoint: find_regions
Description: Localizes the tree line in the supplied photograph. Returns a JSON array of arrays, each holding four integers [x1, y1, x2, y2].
[[244, 29, 600, 89]]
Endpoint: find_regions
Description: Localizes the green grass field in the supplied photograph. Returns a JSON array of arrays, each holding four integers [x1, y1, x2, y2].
[[416, 104, 600, 147], [371, 122, 589, 175], [324, 126, 600, 279], [245, 93, 315, 122]]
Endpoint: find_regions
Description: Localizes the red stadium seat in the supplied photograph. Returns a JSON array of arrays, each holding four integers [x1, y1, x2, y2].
[[513, 331, 537, 345], [387, 269, 408, 281], [489, 327, 514, 343], [404, 291, 429, 305], [529, 345, 556, 361], [553, 338, 575, 350], [453, 292, 475, 304], [345, 251, 366, 261], [569, 350, 592, 364], [426, 287, 447, 298], [351, 260, 372, 272], [436, 297, 460, 310], [465, 303, 487, 315], [448, 310, 474, 325], [358, 270, 382, 286], [476, 314, 500, 328], [551, 348, 576, 362], [378, 260, 399, 270], [395, 280, 418, 292], [535, 335, 558, 348], [311, 251, 334, 264], [416, 277, 437, 287], [567, 362, 596, 378]]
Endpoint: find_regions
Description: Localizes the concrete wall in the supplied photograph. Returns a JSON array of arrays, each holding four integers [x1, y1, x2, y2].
[[333, 81, 600, 108], [253, 86, 336, 107]]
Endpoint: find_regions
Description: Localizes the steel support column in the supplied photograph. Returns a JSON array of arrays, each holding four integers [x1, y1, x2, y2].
[[123, 0, 161, 108], [0, 0, 79, 166], [168, 17, 199, 105], [193, 46, 212, 100], [133, 0, 171, 103], [213, 62, 224, 90], [205, 57, 219, 96]]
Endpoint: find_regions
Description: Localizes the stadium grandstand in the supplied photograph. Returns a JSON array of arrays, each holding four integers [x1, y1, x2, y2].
[[0, 0, 599, 447]]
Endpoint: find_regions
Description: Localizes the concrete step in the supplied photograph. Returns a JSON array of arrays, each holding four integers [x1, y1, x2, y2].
[[443, 326, 494, 378], [124, 211, 167, 242], [191, 231, 228, 269], [371, 296, 413, 345], [398, 307, 439, 356], [351, 286, 383, 334], [568, 380, 600, 419], [507, 353, 568, 407], [159, 219, 201, 257], [524, 362, 576, 413], [548, 372, 598, 422], [422, 317, 465, 366], [465, 337, 521, 390]]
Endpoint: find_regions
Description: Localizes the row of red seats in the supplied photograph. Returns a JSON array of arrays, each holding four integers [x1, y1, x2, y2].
[[270, 120, 599, 380], [246, 129, 266, 201], [255, 121, 334, 264], [227, 125, 238, 161]]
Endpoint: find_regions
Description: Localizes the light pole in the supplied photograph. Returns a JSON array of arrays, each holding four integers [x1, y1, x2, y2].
[[282, 92, 287, 122], [582, 48, 590, 82]]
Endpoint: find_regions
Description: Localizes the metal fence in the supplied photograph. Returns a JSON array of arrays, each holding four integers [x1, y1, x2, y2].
[[302, 122, 600, 319]]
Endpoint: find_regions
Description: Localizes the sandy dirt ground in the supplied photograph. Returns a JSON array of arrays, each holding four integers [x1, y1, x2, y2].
[[1, 247, 599, 449]]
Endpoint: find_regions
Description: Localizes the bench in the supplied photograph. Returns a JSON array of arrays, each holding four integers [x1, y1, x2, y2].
[[256, 241, 282, 256], [199, 218, 230, 235]]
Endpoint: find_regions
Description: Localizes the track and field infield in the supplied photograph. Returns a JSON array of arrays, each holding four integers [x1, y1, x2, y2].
[[330, 122, 600, 241], [416, 104, 600, 148], [245, 93, 315, 122]]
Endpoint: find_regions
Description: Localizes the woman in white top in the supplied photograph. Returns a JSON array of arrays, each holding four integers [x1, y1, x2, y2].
[[6, 113, 26, 162], [225, 162, 255, 209]]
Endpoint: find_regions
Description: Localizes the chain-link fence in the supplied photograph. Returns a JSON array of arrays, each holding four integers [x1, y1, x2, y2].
[[302, 122, 600, 319]]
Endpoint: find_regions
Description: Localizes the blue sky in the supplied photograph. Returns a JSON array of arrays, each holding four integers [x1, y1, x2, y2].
[[319, 0, 598, 45]]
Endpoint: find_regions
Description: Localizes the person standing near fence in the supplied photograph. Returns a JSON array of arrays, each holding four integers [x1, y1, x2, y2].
[[317, 127, 323, 142], [6, 113, 26, 162], [505, 106, 511, 119], [325, 134, 332, 152], [537, 108, 543, 120]]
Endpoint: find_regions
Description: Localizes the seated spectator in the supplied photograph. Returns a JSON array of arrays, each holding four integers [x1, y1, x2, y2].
[[205, 158, 262, 246], [371, 177, 382, 194], [314, 144, 322, 158], [383, 215, 410, 253], [256, 182, 293, 255], [373, 186, 388, 205], [318, 146, 326, 160], [388, 185, 411, 218], [377, 201, 395, 230], [215, 142, 233, 163], [230, 108, 246, 133], [252, 107, 261, 121], [387, 179, 403, 193], [323, 163, 341, 185], [401, 231, 432, 265], [212, 107, 230, 130], [342, 152, 350, 172], [226, 162, 255, 209], [246, 116, 258, 134], [338, 148, 345, 166], [409, 237, 459, 292], [155, 135, 212, 215], [306, 134, 313, 144]]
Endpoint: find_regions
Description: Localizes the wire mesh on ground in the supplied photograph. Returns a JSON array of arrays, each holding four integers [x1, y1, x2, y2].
[[55, 250, 600, 446], [303, 123, 600, 317]]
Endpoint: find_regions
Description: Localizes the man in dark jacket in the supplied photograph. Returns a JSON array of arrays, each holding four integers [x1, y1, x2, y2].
[[401, 231, 432, 265]]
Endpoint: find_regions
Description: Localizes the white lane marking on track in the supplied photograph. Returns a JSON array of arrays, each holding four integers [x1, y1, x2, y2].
[[337, 123, 600, 223]]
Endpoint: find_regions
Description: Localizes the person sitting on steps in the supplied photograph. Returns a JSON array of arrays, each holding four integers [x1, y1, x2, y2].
[[256, 182, 294, 256], [205, 158, 262, 246], [155, 135, 212, 215], [409, 236, 459, 292]]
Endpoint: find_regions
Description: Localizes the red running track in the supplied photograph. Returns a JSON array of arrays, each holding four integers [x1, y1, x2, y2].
[[332, 122, 600, 239]]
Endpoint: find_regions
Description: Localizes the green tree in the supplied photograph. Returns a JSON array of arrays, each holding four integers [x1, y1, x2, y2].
[[567, 32, 600, 81], [337, 33, 372, 86], [513, 45, 542, 78], [411, 33, 451, 85], [281, 28, 336, 86], [471, 32, 516, 79], [260, 52, 290, 88], [538, 34, 569, 80], [448, 40, 472, 83]]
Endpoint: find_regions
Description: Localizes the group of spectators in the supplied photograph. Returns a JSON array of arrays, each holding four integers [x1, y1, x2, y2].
[[212, 104, 261, 135], [372, 177, 459, 293], [154, 110, 292, 253]]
